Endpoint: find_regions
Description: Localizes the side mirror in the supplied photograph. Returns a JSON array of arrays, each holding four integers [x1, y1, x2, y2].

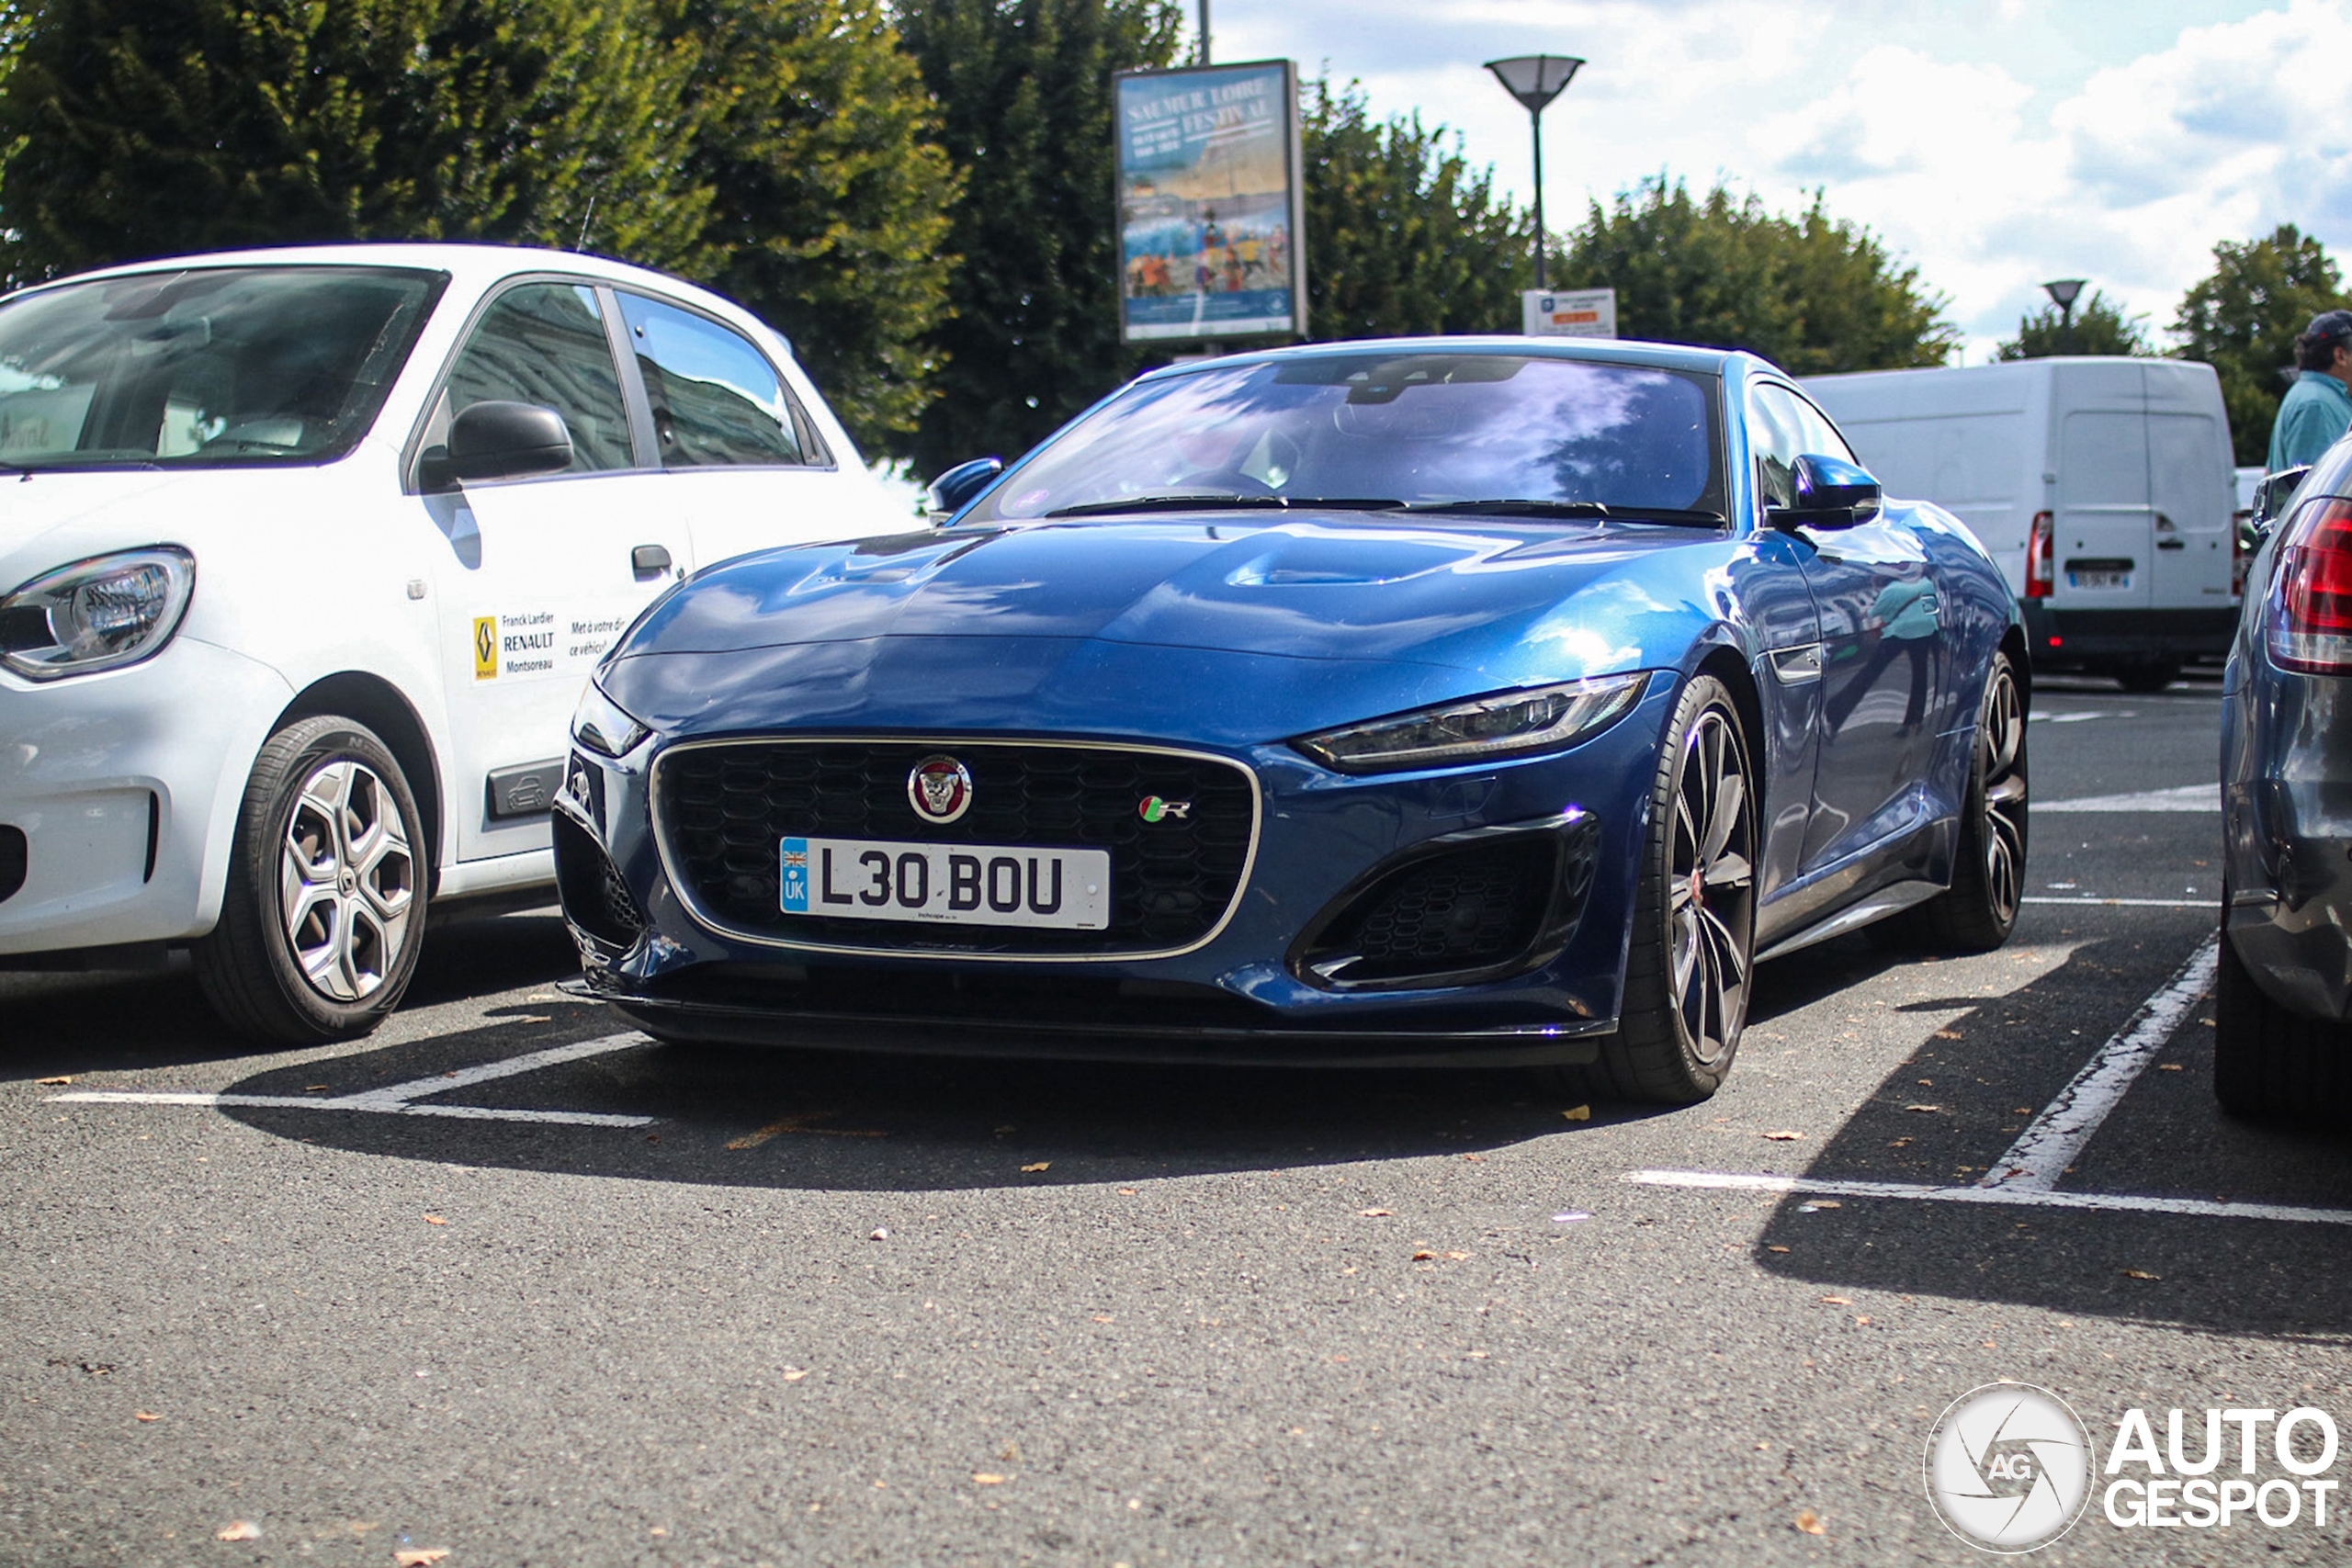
[[1768, 453, 1883, 531], [925, 456, 1004, 519], [419, 400, 573, 491], [2246, 465, 2312, 546]]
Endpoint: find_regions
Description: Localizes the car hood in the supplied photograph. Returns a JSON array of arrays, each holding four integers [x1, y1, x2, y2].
[[0, 468, 203, 583], [605, 513, 1724, 742]]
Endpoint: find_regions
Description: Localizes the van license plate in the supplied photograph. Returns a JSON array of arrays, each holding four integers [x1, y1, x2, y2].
[[2067, 569, 2132, 591], [778, 836, 1111, 930]]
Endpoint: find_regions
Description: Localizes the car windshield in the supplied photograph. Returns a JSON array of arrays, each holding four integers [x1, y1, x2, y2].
[[0, 265, 445, 469], [968, 352, 1725, 523]]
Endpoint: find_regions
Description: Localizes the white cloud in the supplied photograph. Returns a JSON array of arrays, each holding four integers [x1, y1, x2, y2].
[[1214, 0, 2352, 364]]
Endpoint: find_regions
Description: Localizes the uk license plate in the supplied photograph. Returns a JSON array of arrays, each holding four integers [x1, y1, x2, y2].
[[779, 836, 1112, 930], [2068, 568, 2131, 591]]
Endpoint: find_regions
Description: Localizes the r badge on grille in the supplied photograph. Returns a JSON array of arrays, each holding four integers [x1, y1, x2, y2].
[[1138, 795, 1193, 823], [908, 755, 975, 824]]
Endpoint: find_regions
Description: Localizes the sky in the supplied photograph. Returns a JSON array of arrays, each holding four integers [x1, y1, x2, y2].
[[1206, 0, 2350, 362]]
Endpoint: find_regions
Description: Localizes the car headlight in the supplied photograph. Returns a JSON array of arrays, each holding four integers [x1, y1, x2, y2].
[[1294, 673, 1648, 773], [0, 547, 196, 681], [571, 679, 650, 758]]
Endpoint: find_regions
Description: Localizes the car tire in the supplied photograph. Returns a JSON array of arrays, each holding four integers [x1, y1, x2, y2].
[[2213, 921, 2352, 1121], [2114, 659, 2179, 694], [1876, 650, 2027, 953], [1578, 673, 1758, 1104], [192, 716, 429, 1044]]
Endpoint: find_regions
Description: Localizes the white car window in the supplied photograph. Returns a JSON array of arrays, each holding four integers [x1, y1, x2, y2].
[[445, 283, 636, 473], [617, 291, 808, 468]]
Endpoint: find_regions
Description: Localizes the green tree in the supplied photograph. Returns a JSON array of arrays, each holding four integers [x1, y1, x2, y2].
[[1558, 175, 1957, 374], [1299, 78, 1532, 339], [0, 0, 709, 281], [675, 0, 959, 452], [1995, 289, 2152, 359], [2175, 224, 2348, 466], [895, 0, 1183, 475]]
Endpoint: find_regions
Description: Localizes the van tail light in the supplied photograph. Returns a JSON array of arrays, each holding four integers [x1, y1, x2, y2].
[[2025, 511, 2054, 599], [2269, 497, 2352, 673]]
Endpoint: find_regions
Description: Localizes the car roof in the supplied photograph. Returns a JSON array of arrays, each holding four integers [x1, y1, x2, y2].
[[1, 241, 775, 344], [1138, 334, 1777, 383]]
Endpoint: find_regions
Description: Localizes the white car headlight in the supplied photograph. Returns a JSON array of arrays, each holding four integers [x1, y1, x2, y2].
[[571, 679, 650, 758], [0, 547, 196, 681], [1295, 673, 1648, 773]]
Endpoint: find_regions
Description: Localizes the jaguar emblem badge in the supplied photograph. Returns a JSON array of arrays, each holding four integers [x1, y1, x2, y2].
[[908, 755, 974, 824], [1138, 795, 1193, 823]]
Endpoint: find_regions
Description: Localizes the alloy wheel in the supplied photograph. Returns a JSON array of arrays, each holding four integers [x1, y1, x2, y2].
[[1979, 665, 2027, 926], [1667, 707, 1756, 1063], [278, 758, 415, 1002]]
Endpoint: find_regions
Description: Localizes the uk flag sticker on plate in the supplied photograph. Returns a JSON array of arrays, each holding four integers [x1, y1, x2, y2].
[[780, 839, 810, 912]]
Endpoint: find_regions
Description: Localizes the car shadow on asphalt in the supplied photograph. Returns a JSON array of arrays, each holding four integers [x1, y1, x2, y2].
[[1748, 924, 2352, 1338]]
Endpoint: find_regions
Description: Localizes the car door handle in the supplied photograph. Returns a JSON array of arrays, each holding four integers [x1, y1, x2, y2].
[[2156, 538, 2187, 550], [632, 544, 673, 577]]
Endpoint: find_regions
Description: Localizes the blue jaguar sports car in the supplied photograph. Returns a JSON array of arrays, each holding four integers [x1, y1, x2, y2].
[[554, 338, 2028, 1102]]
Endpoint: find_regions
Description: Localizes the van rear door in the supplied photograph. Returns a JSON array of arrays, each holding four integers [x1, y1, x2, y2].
[[2143, 365, 2236, 613], [2053, 362, 2152, 612]]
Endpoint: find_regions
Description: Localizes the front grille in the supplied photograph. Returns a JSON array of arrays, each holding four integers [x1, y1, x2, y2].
[[654, 739, 1256, 955], [0, 826, 23, 904]]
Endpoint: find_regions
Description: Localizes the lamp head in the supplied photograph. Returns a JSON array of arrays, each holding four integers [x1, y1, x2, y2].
[[1486, 54, 1585, 113], [2041, 277, 2087, 311]]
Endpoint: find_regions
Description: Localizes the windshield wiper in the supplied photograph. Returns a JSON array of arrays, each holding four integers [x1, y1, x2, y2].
[[1044, 494, 1407, 518], [1399, 500, 1726, 525]]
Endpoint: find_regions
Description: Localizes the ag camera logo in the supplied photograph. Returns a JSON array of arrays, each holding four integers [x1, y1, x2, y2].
[[1925, 1382, 2093, 1552]]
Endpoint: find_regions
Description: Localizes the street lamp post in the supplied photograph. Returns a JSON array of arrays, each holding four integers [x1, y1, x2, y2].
[[2042, 277, 2087, 355], [1197, 0, 1210, 64], [1486, 54, 1584, 290]]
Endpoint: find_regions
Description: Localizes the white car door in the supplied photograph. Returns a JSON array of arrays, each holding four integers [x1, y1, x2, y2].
[[416, 279, 689, 864], [612, 288, 895, 568]]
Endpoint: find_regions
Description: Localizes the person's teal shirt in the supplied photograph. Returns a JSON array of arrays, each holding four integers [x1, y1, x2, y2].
[[2269, 370, 2352, 470]]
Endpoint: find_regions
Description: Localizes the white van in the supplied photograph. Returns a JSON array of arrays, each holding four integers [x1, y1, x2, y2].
[[1802, 357, 2238, 689]]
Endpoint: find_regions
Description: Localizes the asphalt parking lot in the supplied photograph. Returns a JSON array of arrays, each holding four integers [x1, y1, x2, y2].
[[8, 671, 2352, 1567]]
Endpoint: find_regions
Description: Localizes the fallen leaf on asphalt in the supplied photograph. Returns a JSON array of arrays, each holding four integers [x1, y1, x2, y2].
[[1887, 1136, 1913, 1147], [1117, 1188, 1138, 1196], [1761, 1130, 1804, 1141], [1358, 1208, 1393, 1217], [215, 1522, 260, 1541], [393, 1552, 450, 1567], [2157, 1063, 2184, 1072], [1020, 1162, 1050, 1173], [1933, 1030, 1962, 1040], [1091, 1314, 1114, 1324], [1444, 1250, 1471, 1260], [1561, 1105, 1591, 1122], [1854, 1315, 1872, 1325], [35, 1075, 72, 1085], [971, 1472, 1007, 1485], [1766, 1246, 1791, 1254], [1904, 1103, 1941, 1113], [780, 1367, 809, 1382], [1412, 1249, 1437, 1260], [1000, 1440, 1023, 1462], [133, 1411, 160, 1422], [1795, 1509, 1825, 1535], [2013, 1108, 2033, 1115], [2123, 1269, 2161, 1280], [423, 1215, 447, 1225], [869, 1228, 889, 1241], [1460, 1153, 1486, 1162], [1819, 1295, 1851, 1305], [304, 1085, 331, 1093]]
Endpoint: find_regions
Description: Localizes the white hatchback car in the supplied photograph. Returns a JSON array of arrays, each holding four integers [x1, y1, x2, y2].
[[0, 243, 903, 1041]]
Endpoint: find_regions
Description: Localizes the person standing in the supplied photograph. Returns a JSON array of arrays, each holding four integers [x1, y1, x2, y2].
[[2268, 309, 2352, 471]]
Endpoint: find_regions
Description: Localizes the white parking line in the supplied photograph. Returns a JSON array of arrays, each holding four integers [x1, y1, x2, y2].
[[2039, 784, 2216, 813], [2020, 897, 2210, 908], [1623, 1168, 2352, 1227], [1980, 935, 2219, 1190], [50, 1031, 655, 1129]]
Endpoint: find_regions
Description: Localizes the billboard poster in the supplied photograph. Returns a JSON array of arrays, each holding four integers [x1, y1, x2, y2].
[[1114, 61, 1306, 344]]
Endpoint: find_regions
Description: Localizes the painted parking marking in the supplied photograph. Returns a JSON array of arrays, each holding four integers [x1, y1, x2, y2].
[[2020, 897, 2210, 908], [2039, 784, 2216, 813], [50, 1030, 655, 1129], [1633, 935, 2241, 1220], [1623, 1169, 2352, 1227]]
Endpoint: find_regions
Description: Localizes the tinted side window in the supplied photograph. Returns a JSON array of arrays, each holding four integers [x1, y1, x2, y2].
[[446, 283, 634, 472], [1747, 384, 1807, 509], [617, 293, 806, 467]]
